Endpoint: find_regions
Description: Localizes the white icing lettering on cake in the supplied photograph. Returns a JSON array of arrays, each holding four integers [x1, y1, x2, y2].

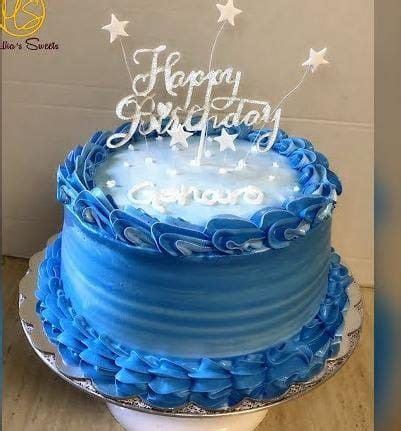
[[127, 181, 264, 213]]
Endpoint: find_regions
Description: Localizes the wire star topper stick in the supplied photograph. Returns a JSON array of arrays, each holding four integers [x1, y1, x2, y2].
[[192, 1, 243, 166], [102, 13, 133, 83], [100, 2, 330, 173]]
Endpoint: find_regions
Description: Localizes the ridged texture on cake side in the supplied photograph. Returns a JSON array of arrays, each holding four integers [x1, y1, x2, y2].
[[60, 208, 332, 358], [37, 236, 352, 409]]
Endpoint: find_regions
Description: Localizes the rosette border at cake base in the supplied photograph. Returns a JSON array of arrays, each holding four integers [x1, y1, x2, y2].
[[19, 235, 363, 428]]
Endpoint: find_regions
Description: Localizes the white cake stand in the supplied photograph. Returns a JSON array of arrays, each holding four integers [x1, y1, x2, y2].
[[19, 243, 363, 431]]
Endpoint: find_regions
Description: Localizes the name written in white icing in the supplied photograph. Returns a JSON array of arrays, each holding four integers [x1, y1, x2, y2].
[[127, 181, 265, 214]]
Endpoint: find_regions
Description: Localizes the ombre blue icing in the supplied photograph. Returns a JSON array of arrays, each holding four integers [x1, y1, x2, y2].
[[37, 237, 352, 409], [56, 123, 342, 257]]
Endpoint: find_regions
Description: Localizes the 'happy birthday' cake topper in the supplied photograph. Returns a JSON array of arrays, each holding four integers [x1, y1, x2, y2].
[[101, 1, 329, 170]]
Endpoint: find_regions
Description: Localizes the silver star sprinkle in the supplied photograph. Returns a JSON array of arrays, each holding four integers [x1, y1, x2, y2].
[[166, 169, 178, 177], [106, 179, 116, 188]]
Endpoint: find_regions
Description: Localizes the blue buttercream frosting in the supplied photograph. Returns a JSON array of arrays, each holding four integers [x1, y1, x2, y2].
[[56, 123, 342, 257], [36, 237, 352, 410], [60, 208, 332, 358], [39, 122, 351, 410]]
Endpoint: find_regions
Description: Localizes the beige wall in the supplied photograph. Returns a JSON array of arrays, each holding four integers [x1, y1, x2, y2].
[[2, 0, 373, 285]]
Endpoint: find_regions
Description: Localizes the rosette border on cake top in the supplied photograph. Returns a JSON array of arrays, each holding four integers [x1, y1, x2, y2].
[[57, 123, 342, 257]]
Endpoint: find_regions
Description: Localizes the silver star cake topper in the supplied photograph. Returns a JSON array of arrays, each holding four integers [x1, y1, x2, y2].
[[214, 128, 238, 152], [303, 48, 329, 73], [168, 123, 194, 150], [102, 14, 129, 43], [99, 4, 330, 191], [216, 0, 242, 26]]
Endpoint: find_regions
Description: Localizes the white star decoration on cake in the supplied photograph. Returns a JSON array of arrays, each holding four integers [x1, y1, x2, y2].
[[168, 124, 194, 150], [102, 14, 130, 43], [302, 48, 329, 73], [99, 4, 333, 177], [216, 0, 242, 26], [214, 128, 238, 152]]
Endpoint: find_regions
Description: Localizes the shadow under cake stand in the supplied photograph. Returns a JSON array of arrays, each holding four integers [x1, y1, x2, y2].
[[19, 243, 363, 431]]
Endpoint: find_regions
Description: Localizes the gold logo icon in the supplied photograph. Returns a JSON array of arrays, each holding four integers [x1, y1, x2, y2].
[[1, 0, 46, 38]]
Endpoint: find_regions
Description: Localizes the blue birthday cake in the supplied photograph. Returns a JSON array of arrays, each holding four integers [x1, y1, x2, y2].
[[35, 4, 353, 411], [36, 123, 353, 410]]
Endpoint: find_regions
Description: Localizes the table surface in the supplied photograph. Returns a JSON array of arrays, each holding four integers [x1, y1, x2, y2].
[[2, 255, 373, 431]]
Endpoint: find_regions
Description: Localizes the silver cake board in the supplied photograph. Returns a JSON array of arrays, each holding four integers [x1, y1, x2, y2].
[[19, 238, 363, 421]]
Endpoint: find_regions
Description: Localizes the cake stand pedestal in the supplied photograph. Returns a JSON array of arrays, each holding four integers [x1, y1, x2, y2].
[[19, 245, 363, 431], [107, 403, 268, 431]]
